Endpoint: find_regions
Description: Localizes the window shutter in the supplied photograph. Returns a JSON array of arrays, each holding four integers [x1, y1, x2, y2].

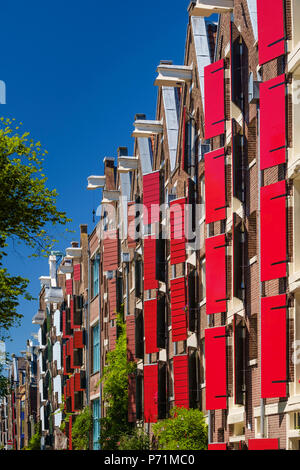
[[205, 234, 227, 315], [260, 180, 287, 281], [170, 277, 187, 342], [257, 0, 285, 65], [204, 147, 226, 223], [261, 294, 287, 399], [260, 74, 286, 170], [205, 326, 227, 410], [204, 59, 225, 139]]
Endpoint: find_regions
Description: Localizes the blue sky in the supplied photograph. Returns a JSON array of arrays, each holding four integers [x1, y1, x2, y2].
[[1, 0, 191, 357]]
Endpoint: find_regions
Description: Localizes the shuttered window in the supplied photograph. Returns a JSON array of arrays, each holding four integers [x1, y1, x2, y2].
[[260, 74, 286, 170], [205, 326, 227, 411], [204, 147, 226, 223], [66, 279, 73, 296], [261, 294, 287, 399], [260, 181, 287, 282], [204, 59, 225, 139], [144, 298, 159, 354], [144, 236, 158, 290], [170, 198, 186, 265], [173, 355, 189, 409], [73, 264, 81, 282], [170, 277, 187, 342], [103, 230, 119, 272], [257, 0, 285, 65], [143, 171, 160, 224], [144, 364, 158, 423], [205, 234, 227, 315]]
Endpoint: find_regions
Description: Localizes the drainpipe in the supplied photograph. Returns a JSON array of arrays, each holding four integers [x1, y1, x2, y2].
[[257, 99, 265, 437], [86, 245, 91, 405]]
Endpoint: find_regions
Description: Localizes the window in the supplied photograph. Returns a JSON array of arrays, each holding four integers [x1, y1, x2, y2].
[[92, 399, 100, 450], [200, 258, 206, 301], [92, 323, 100, 374], [92, 256, 100, 297], [199, 176, 205, 220]]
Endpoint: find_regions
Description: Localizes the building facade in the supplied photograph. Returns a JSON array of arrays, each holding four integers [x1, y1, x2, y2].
[[2, 0, 300, 451]]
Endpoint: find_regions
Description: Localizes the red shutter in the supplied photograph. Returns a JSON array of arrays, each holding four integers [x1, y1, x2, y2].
[[126, 315, 136, 361], [144, 236, 158, 290], [171, 277, 187, 342], [257, 0, 285, 65], [74, 372, 85, 392], [204, 59, 225, 139], [260, 181, 287, 282], [260, 75, 286, 170], [144, 364, 158, 423], [170, 198, 186, 265], [205, 234, 227, 315], [173, 355, 189, 409], [204, 147, 226, 223], [144, 298, 159, 354], [108, 278, 117, 321], [63, 344, 70, 376], [73, 264, 81, 281], [208, 443, 227, 450], [70, 298, 75, 330], [73, 330, 84, 349], [205, 326, 227, 411], [109, 325, 117, 351], [66, 279, 73, 296], [143, 171, 160, 224], [248, 438, 279, 450], [127, 202, 136, 248], [62, 310, 67, 338], [103, 229, 119, 271], [261, 294, 287, 399], [69, 337, 75, 369]]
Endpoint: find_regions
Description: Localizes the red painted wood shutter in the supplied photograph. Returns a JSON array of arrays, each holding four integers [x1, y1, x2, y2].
[[261, 294, 287, 399], [143, 171, 160, 224], [126, 315, 136, 361], [103, 229, 119, 271], [204, 147, 226, 223], [205, 326, 227, 410], [170, 198, 186, 265], [257, 0, 285, 65], [144, 236, 158, 290], [109, 325, 117, 351], [73, 330, 84, 349], [173, 355, 189, 409], [74, 372, 85, 392], [108, 278, 117, 321], [144, 364, 158, 423], [144, 298, 159, 354], [73, 264, 81, 281], [248, 438, 279, 450], [260, 181, 287, 281], [170, 277, 187, 342], [205, 234, 227, 315], [208, 443, 227, 450], [66, 279, 73, 296], [204, 59, 225, 139], [260, 74, 286, 170]]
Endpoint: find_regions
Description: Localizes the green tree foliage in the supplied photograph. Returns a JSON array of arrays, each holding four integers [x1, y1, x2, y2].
[[71, 407, 93, 450], [152, 407, 208, 451], [24, 422, 41, 450], [118, 428, 150, 450], [0, 117, 70, 338], [99, 311, 136, 450]]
